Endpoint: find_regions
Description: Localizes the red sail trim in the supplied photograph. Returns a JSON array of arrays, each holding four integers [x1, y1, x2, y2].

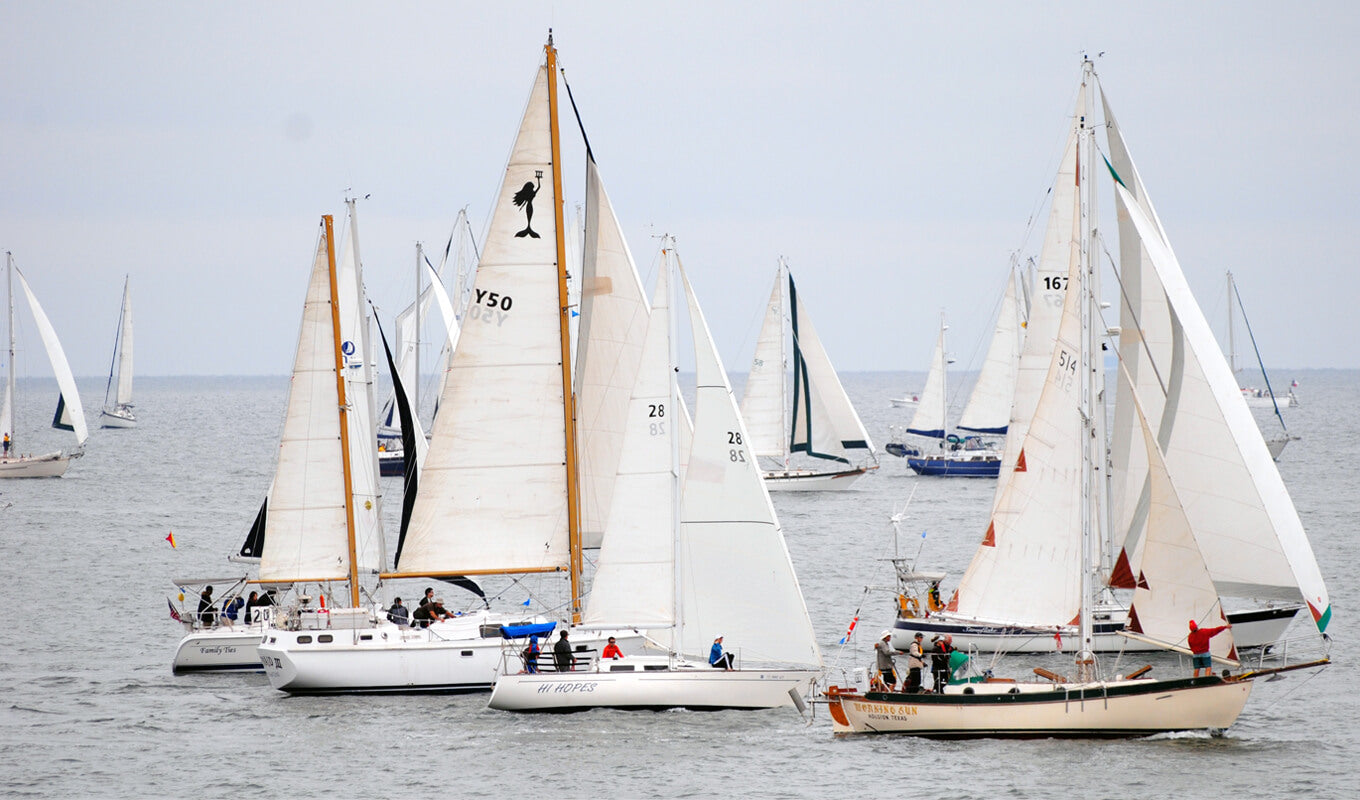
[[1135, 571, 1150, 590], [945, 591, 959, 612], [1126, 605, 1143, 634], [1014, 448, 1028, 473], [981, 521, 996, 547], [1108, 548, 1136, 588]]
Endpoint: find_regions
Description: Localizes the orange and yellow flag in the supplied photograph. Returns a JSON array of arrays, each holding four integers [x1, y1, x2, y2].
[[166, 531, 177, 549]]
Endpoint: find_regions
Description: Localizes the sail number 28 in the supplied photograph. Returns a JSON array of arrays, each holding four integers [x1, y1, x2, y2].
[[728, 431, 746, 463], [648, 403, 665, 436]]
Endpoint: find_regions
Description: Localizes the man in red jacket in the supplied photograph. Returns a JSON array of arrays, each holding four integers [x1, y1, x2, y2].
[[1187, 619, 1229, 677]]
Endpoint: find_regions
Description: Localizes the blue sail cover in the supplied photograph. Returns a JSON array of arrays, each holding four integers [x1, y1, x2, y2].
[[500, 622, 557, 639]]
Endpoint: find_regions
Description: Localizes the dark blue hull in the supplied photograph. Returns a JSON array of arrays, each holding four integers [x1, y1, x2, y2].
[[906, 456, 1000, 477]]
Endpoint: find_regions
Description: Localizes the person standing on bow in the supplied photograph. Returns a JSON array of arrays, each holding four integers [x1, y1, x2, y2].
[[1187, 619, 1229, 677], [905, 632, 926, 692]]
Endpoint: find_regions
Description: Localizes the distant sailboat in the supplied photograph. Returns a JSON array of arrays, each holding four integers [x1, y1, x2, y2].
[[740, 259, 877, 491], [1224, 271, 1299, 458], [98, 277, 136, 428], [1, 252, 88, 478]]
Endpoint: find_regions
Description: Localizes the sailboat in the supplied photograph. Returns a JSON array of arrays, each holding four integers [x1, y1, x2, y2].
[[172, 207, 391, 673], [895, 279, 1025, 477], [489, 244, 822, 712], [889, 62, 1329, 657], [1224, 271, 1299, 459], [257, 37, 647, 694], [97, 277, 136, 428], [826, 61, 1329, 737], [1, 252, 88, 478], [740, 259, 877, 491]]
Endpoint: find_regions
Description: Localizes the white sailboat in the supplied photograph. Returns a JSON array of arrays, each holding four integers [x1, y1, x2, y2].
[[894, 281, 1025, 477], [1224, 271, 1299, 458], [257, 38, 645, 694], [1, 252, 88, 478], [826, 62, 1328, 737], [98, 277, 136, 428], [891, 62, 1329, 656], [489, 244, 822, 712], [172, 210, 388, 673], [740, 259, 877, 491]]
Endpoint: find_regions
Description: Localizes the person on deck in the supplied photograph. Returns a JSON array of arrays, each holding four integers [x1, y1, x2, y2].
[[197, 586, 215, 627], [524, 635, 541, 673], [709, 636, 734, 670], [1187, 619, 1229, 677], [387, 597, 409, 626], [2, 432, 10, 458], [221, 595, 244, 625], [905, 632, 926, 691], [930, 635, 953, 692], [601, 636, 624, 660], [875, 631, 899, 690], [554, 630, 576, 673]]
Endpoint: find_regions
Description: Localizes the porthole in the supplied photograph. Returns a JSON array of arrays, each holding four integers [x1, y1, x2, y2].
[[318, 634, 333, 643], [297, 635, 313, 644]]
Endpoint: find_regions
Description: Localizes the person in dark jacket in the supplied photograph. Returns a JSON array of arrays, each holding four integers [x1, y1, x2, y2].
[[387, 597, 409, 626], [197, 586, 216, 627], [553, 630, 575, 673]]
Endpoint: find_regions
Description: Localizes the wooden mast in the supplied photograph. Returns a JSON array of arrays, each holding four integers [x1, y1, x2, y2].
[[545, 32, 583, 624], [324, 214, 362, 608]]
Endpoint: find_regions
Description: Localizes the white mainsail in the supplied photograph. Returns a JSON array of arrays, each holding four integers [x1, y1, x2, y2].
[[1115, 181, 1331, 630], [741, 269, 788, 459], [993, 96, 1083, 502], [257, 222, 352, 583], [15, 269, 87, 447], [397, 64, 572, 576], [676, 258, 821, 667], [957, 271, 1025, 434], [109, 278, 134, 406], [788, 274, 874, 460], [950, 235, 1086, 626], [336, 205, 385, 575], [575, 155, 652, 550], [905, 318, 948, 439], [581, 257, 676, 630]]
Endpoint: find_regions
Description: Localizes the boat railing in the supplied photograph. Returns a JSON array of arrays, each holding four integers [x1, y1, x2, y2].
[[499, 643, 603, 675], [1238, 631, 1331, 671]]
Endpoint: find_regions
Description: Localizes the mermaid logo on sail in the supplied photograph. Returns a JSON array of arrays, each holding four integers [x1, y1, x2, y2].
[[513, 170, 543, 239]]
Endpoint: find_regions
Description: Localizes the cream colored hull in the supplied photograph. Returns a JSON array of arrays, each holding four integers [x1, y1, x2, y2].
[[827, 676, 1252, 737], [0, 452, 71, 478]]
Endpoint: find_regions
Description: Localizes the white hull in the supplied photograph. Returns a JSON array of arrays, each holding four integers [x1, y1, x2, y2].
[[257, 611, 644, 694], [825, 676, 1252, 737], [172, 626, 265, 674], [489, 657, 818, 711], [0, 451, 71, 478], [99, 406, 137, 428], [1240, 389, 1297, 408], [889, 396, 919, 408], [892, 604, 1299, 654], [763, 464, 873, 492]]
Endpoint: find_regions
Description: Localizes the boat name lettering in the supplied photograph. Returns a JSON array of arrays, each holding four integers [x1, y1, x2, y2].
[[852, 701, 919, 720], [197, 645, 238, 655], [537, 681, 598, 694]]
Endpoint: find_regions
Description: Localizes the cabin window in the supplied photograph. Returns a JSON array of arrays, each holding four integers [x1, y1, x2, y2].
[[962, 686, 975, 695], [609, 665, 636, 672], [461, 650, 474, 657], [318, 634, 333, 643], [359, 634, 372, 641], [297, 635, 313, 644], [643, 665, 668, 671]]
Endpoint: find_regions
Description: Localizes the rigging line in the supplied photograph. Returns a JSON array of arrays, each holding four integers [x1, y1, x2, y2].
[[558, 68, 593, 161], [1231, 279, 1288, 429], [1102, 236, 1171, 399], [1255, 662, 1330, 712]]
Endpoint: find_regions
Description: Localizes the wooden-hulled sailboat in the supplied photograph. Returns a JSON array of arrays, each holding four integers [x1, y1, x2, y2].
[[0, 252, 88, 478], [489, 244, 823, 712], [257, 37, 645, 694], [827, 62, 1328, 737], [98, 277, 136, 428], [740, 259, 877, 491], [890, 62, 1326, 655]]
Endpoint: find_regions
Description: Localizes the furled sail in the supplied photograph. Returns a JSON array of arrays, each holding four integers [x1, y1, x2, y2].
[[676, 257, 821, 667], [396, 64, 572, 576]]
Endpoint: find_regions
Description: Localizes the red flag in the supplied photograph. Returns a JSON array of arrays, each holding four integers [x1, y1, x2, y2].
[[165, 531, 177, 549], [167, 599, 182, 622]]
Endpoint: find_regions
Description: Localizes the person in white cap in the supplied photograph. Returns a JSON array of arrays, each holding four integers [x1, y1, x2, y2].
[[875, 631, 899, 691]]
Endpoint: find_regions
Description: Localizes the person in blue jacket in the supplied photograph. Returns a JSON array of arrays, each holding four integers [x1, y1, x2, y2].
[[709, 636, 734, 670]]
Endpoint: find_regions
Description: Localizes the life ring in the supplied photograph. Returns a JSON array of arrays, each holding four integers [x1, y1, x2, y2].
[[898, 594, 920, 619]]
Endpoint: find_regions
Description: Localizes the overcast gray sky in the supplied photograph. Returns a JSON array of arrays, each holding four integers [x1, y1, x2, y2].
[[2, 2, 1357, 378]]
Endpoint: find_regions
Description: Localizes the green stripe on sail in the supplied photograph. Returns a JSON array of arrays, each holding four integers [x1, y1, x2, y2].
[[1103, 154, 1127, 189], [1316, 604, 1332, 633]]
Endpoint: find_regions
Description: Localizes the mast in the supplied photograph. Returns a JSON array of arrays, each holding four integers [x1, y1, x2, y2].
[[1226, 271, 1237, 374], [5, 253, 14, 447], [939, 312, 949, 440], [1076, 58, 1099, 681], [545, 32, 584, 623], [415, 242, 423, 420], [325, 214, 362, 608], [665, 243, 684, 647], [102, 276, 127, 409], [778, 258, 790, 467]]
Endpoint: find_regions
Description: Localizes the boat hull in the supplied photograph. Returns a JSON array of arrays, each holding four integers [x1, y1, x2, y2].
[[98, 406, 137, 428], [172, 628, 265, 674], [905, 455, 1000, 477], [763, 465, 873, 491], [892, 604, 1300, 653], [0, 452, 71, 478], [489, 662, 818, 712], [889, 396, 919, 408], [377, 450, 405, 477], [825, 676, 1252, 737], [257, 615, 645, 695]]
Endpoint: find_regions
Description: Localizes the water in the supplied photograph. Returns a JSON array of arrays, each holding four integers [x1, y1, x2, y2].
[[1, 371, 1355, 798]]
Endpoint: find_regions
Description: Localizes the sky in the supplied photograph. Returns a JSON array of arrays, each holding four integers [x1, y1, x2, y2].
[[1, 2, 1357, 378]]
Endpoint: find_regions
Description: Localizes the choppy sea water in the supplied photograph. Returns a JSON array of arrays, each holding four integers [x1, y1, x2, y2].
[[0, 370, 1355, 799]]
